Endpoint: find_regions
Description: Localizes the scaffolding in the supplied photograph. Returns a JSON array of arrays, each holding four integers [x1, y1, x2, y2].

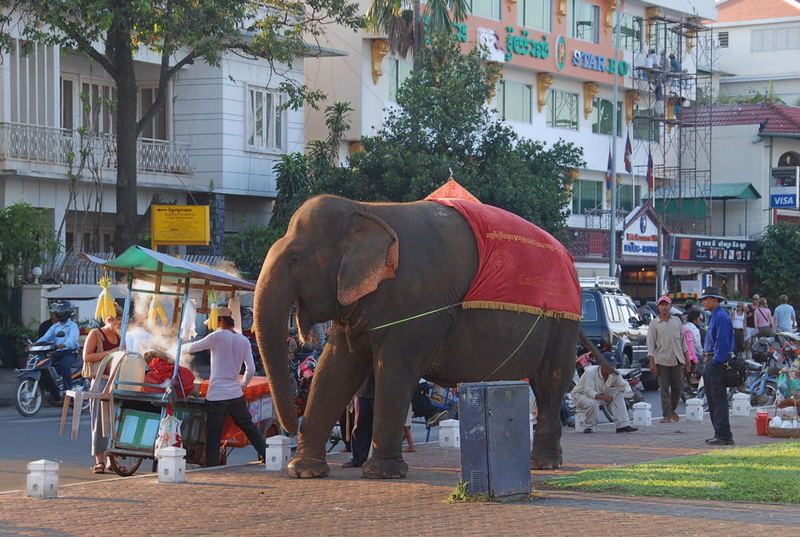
[[631, 15, 714, 234]]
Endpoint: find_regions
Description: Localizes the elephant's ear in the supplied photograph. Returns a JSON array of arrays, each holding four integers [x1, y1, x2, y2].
[[337, 212, 399, 306]]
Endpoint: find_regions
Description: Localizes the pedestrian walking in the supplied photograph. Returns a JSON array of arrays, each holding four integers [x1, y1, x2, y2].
[[755, 297, 773, 337], [744, 294, 760, 357], [700, 287, 735, 445], [773, 294, 796, 333], [731, 302, 746, 356], [647, 295, 689, 423]]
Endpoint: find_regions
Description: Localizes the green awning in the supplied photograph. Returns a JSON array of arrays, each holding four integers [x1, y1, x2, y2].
[[648, 182, 761, 201], [708, 182, 761, 200], [654, 198, 708, 218]]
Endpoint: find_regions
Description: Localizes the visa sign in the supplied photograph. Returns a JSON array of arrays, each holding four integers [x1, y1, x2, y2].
[[770, 166, 799, 209]]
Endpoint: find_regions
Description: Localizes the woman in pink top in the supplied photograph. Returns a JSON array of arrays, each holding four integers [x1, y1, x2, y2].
[[755, 297, 774, 337]]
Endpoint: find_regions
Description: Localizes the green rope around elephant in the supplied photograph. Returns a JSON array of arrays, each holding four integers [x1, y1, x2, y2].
[[368, 302, 542, 381], [368, 303, 463, 331]]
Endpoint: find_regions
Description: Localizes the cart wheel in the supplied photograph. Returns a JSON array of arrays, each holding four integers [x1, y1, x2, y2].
[[109, 453, 144, 477], [182, 414, 207, 467], [260, 419, 280, 439]]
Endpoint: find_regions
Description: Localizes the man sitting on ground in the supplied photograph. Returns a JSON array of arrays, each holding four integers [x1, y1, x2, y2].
[[571, 354, 638, 434]]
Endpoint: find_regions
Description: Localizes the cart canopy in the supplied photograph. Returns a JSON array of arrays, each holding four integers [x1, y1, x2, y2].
[[79, 246, 255, 291]]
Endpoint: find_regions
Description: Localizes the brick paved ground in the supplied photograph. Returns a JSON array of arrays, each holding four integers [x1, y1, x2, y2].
[[1, 412, 798, 537]]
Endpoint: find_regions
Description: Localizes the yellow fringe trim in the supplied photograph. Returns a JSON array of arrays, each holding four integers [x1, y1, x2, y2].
[[461, 300, 582, 321]]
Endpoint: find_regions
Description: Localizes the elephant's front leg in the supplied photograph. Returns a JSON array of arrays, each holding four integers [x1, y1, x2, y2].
[[361, 350, 419, 479], [287, 335, 371, 478]]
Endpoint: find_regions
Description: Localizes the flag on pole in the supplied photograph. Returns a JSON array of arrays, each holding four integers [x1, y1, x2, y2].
[[646, 149, 654, 192], [605, 148, 613, 205], [624, 132, 633, 173]]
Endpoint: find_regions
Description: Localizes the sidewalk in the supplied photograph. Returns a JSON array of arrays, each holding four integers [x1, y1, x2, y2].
[[0, 411, 796, 537]]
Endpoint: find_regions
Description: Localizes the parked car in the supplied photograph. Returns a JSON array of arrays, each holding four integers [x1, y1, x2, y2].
[[579, 277, 651, 387]]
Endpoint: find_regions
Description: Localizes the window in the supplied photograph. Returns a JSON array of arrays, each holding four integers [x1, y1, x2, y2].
[[569, 0, 599, 43], [717, 31, 729, 48], [81, 81, 116, 134], [591, 98, 622, 136], [581, 293, 598, 321], [546, 89, 578, 130], [496, 80, 532, 123], [618, 13, 643, 52], [518, 0, 551, 32], [752, 27, 800, 52], [388, 58, 412, 102], [469, 0, 501, 19], [632, 107, 659, 142], [61, 78, 74, 130], [617, 183, 641, 212], [139, 87, 167, 140], [247, 87, 284, 151], [604, 296, 620, 322], [571, 179, 602, 214]]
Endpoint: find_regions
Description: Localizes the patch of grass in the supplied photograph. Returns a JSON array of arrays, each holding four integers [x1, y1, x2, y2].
[[546, 440, 800, 504], [446, 480, 494, 503]]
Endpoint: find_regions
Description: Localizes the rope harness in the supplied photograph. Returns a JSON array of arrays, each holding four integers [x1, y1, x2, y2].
[[367, 302, 543, 381]]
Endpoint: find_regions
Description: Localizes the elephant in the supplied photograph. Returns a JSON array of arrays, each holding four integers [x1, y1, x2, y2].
[[253, 194, 584, 479]]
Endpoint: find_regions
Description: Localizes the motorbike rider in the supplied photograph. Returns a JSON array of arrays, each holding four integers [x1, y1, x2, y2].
[[35, 301, 80, 391]]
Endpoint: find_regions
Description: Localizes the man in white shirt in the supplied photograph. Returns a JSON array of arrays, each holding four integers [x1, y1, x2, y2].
[[571, 354, 637, 434], [185, 307, 266, 467]]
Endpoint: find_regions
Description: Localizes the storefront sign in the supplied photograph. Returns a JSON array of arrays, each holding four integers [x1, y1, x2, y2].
[[769, 166, 799, 209], [504, 27, 549, 62], [622, 212, 658, 256], [672, 235, 756, 263], [572, 50, 630, 76], [151, 205, 210, 246]]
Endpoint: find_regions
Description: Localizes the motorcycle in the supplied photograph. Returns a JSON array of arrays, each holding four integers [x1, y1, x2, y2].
[[14, 341, 90, 417]]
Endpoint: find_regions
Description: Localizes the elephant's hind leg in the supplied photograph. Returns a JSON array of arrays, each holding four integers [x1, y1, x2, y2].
[[531, 322, 579, 470]]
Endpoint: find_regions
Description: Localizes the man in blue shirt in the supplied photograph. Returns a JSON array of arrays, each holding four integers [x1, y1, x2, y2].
[[36, 301, 80, 390], [774, 294, 796, 333], [700, 287, 734, 445]]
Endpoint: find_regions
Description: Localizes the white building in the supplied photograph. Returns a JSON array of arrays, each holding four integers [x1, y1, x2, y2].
[[0, 31, 306, 255], [713, 0, 800, 106]]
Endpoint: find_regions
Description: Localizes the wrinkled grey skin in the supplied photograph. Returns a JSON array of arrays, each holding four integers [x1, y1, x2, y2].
[[253, 195, 580, 479]]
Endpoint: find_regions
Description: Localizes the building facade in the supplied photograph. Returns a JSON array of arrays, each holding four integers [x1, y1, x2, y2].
[[0, 29, 305, 257], [306, 0, 717, 300], [713, 0, 800, 106]]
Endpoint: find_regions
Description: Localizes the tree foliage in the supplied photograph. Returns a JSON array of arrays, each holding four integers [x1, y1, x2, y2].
[[0, 202, 59, 283], [0, 0, 363, 253], [223, 225, 286, 278], [314, 36, 585, 238], [753, 223, 800, 306]]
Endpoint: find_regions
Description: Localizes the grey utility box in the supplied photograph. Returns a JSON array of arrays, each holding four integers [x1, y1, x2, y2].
[[457, 381, 531, 500]]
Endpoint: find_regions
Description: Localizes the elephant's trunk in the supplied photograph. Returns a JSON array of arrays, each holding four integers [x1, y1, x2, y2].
[[253, 245, 299, 434]]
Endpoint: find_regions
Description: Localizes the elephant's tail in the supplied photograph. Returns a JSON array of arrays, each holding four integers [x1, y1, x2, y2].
[[577, 327, 618, 373]]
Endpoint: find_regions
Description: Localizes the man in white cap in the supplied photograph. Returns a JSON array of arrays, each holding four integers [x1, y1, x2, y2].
[[184, 306, 266, 466], [646, 295, 690, 423]]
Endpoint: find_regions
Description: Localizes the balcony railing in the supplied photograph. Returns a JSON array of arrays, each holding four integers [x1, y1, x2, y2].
[[0, 122, 192, 174]]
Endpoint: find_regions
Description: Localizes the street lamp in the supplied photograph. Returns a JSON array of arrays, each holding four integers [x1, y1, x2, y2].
[[31, 266, 42, 284]]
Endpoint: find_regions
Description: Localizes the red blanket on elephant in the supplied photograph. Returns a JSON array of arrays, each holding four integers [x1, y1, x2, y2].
[[430, 198, 581, 321]]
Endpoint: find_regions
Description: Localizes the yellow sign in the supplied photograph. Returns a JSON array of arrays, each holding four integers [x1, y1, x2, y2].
[[151, 205, 210, 246]]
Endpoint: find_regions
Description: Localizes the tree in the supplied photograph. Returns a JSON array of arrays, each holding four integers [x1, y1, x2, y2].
[[223, 224, 285, 278], [367, 0, 467, 68], [0, 0, 362, 253], [314, 36, 585, 238], [753, 223, 800, 306], [0, 202, 60, 283]]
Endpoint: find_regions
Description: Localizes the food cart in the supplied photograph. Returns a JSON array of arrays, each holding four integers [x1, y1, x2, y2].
[[78, 246, 279, 476]]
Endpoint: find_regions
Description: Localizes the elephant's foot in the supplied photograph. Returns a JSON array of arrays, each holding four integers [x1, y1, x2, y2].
[[361, 457, 408, 479], [531, 452, 562, 470], [287, 456, 330, 478]]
